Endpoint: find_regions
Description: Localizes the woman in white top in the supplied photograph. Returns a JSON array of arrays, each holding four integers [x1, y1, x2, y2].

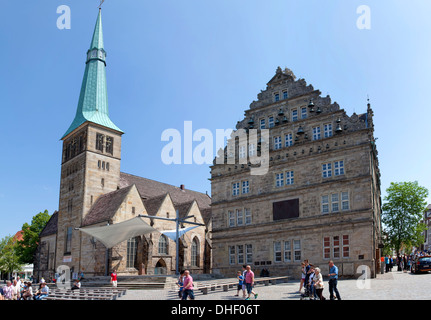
[[299, 262, 306, 293], [313, 268, 325, 300]]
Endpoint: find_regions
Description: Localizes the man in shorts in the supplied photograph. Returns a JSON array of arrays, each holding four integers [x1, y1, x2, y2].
[[244, 265, 258, 300]]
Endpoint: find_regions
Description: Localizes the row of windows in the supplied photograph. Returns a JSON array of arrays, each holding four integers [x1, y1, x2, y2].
[[259, 107, 308, 129], [271, 123, 333, 150], [232, 181, 250, 196], [229, 244, 253, 265], [274, 240, 302, 262], [274, 91, 288, 102], [275, 171, 294, 187], [228, 209, 252, 227], [321, 191, 350, 213], [96, 133, 114, 155], [323, 235, 350, 259], [97, 160, 110, 171]]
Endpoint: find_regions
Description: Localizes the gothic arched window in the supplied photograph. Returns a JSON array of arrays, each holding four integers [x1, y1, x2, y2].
[[158, 235, 168, 255], [191, 237, 200, 267]]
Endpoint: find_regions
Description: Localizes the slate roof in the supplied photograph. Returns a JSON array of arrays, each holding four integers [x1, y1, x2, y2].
[[39, 211, 59, 238], [119, 172, 211, 209], [81, 184, 134, 227]]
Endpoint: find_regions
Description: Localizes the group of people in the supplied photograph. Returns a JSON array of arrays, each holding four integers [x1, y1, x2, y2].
[[235, 265, 258, 300], [176, 270, 195, 300], [299, 259, 341, 301], [384, 250, 430, 273], [0, 276, 49, 300]]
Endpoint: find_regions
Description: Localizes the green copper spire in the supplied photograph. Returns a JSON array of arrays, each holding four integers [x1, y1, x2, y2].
[[62, 9, 123, 139]]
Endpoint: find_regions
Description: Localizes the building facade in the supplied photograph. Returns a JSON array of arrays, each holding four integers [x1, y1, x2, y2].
[[35, 10, 211, 280], [210, 67, 382, 279]]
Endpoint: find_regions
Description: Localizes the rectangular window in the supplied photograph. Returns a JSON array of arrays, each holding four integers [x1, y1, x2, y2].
[[275, 173, 284, 187], [341, 192, 350, 211], [274, 93, 280, 102], [324, 124, 333, 138], [301, 107, 307, 119], [96, 133, 104, 152], [292, 109, 298, 122], [274, 242, 282, 262], [245, 208, 252, 225], [283, 91, 288, 100], [65, 227, 72, 254], [334, 161, 345, 176], [322, 163, 332, 178], [126, 238, 137, 268], [294, 240, 301, 261], [268, 116, 275, 128], [323, 237, 331, 259], [321, 195, 329, 214], [284, 241, 291, 262], [237, 245, 244, 264], [313, 126, 321, 140], [274, 136, 282, 150], [242, 181, 249, 194], [228, 211, 235, 227], [343, 235, 350, 258], [249, 143, 256, 157], [333, 236, 340, 258], [331, 193, 339, 212], [236, 209, 243, 226], [106, 136, 114, 155], [285, 133, 293, 147], [232, 182, 240, 196], [285, 171, 294, 185], [229, 246, 236, 265], [239, 145, 246, 159], [246, 244, 253, 264], [260, 119, 266, 130]]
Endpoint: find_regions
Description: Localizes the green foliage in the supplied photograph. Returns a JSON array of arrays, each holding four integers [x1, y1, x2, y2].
[[382, 181, 429, 254], [0, 235, 23, 276], [16, 210, 51, 264]]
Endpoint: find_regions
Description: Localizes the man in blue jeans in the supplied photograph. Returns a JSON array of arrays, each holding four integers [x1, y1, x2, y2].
[[328, 260, 341, 300]]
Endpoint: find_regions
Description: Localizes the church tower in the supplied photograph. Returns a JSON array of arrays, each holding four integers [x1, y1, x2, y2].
[[56, 9, 124, 273]]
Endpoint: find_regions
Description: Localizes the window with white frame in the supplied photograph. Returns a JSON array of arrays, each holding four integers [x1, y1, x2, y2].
[[323, 235, 350, 259], [301, 107, 307, 119], [246, 244, 253, 264], [321, 195, 329, 214], [274, 242, 282, 262], [285, 171, 294, 185], [268, 116, 275, 128], [245, 208, 252, 225], [341, 192, 349, 211], [242, 180, 249, 194], [293, 240, 301, 261], [275, 173, 284, 187], [333, 236, 340, 258], [292, 109, 298, 122], [237, 245, 244, 264], [239, 145, 246, 159], [228, 211, 235, 227], [274, 136, 282, 150], [334, 160, 345, 176], [229, 246, 236, 265], [322, 163, 332, 178], [249, 143, 256, 157], [313, 126, 321, 140], [284, 241, 291, 262], [232, 182, 240, 196], [236, 209, 244, 226], [260, 119, 266, 130], [324, 123, 333, 138], [331, 193, 339, 212], [285, 133, 293, 147]]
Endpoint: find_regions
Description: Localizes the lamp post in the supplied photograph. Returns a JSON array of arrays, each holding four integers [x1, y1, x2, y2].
[[138, 213, 205, 275]]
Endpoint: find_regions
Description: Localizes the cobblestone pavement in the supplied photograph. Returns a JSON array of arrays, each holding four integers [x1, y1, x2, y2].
[[118, 270, 431, 300]]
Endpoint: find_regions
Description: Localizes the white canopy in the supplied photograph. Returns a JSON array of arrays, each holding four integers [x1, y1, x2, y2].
[[78, 216, 159, 248], [161, 226, 199, 242]]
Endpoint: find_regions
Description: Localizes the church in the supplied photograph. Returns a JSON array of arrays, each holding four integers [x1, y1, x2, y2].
[[34, 9, 212, 280]]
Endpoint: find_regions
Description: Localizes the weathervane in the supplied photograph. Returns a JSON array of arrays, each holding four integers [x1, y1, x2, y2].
[[98, 0, 105, 9]]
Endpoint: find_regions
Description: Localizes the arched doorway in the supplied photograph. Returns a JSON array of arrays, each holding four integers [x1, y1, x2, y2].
[[155, 259, 167, 275]]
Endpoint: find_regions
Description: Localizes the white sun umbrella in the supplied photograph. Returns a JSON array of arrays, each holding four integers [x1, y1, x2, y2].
[[78, 216, 160, 248], [161, 226, 199, 242]]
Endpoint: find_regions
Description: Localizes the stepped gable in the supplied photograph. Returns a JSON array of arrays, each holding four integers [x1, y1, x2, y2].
[[119, 172, 211, 210], [81, 185, 134, 227]]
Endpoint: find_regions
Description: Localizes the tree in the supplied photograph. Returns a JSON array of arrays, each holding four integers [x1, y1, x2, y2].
[[16, 210, 51, 264], [0, 235, 23, 279], [382, 181, 429, 255]]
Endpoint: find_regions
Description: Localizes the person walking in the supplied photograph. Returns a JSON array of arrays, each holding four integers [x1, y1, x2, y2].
[[3, 281, 13, 300], [177, 270, 185, 299], [235, 271, 245, 297], [313, 267, 325, 300], [244, 265, 258, 300], [181, 270, 195, 300], [328, 260, 341, 300], [110, 269, 118, 288]]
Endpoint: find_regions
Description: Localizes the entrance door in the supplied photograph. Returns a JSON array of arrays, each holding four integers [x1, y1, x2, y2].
[[155, 259, 167, 275]]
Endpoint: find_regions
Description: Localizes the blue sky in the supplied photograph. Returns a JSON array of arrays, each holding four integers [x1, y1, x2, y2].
[[1, 0, 431, 239]]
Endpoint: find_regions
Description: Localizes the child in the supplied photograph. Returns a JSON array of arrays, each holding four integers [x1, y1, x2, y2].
[[177, 270, 185, 299], [235, 271, 245, 297]]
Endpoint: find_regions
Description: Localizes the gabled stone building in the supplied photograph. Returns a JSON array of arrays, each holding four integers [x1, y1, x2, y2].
[[34, 10, 211, 279], [210, 67, 382, 279]]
